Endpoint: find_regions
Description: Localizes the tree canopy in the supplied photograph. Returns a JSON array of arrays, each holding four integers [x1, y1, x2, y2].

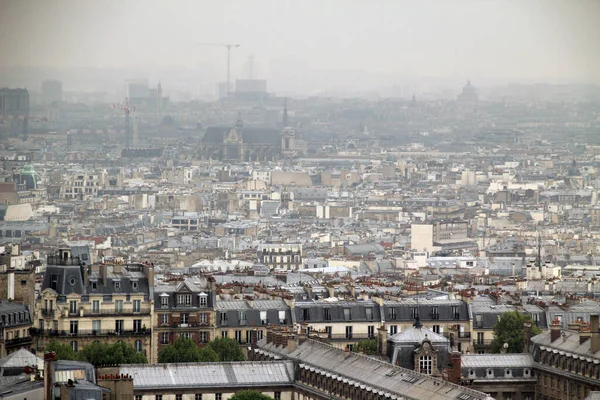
[[78, 340, 147, 366], [45, 339, 77, 360], [207, 337, 246, 362], [491, 310, 542, 353], [158, 336, 219, 363], [45, 340, 146, 365], [230, 390, 274, 400], [355, 339, 378, 355]]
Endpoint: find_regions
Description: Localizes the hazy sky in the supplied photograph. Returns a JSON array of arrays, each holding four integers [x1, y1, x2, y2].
[[1, 0, 599, 84]]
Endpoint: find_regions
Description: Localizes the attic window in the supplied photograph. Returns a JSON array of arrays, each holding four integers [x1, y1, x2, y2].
[[523, 368, 531, 377], [114, 281, 121, 290], [486, 369, 494, 378], [91, 281, 97, 290], [505, 369, 512, 378], [468, 369, 475, 378], [69, 277, 76, 286], [132, 281, 138, 291]]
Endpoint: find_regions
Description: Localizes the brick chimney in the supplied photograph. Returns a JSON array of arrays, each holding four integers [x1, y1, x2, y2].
[[550, 317, 562, 343], [523, 321, 532, 353], [266, 330, 274, 345], [590, 314, 600, 353], [249, 328, 258, 349], [448, 351, 462, 385]]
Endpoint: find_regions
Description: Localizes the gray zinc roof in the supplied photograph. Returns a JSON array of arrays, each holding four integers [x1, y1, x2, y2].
[[461, 354, 534, 369], [120, 361, 294, 390]]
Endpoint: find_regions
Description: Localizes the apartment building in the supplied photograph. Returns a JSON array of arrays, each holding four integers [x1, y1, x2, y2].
[[59, 171, 105, 200], [380, 298, 473, 353], [153, 277, 216, 363], [0, 301, 33, 357], [215, 299, 292, 344], [293, 300, 381, 351], [257, 243, 302, 271], [33, 249, 154, 360]]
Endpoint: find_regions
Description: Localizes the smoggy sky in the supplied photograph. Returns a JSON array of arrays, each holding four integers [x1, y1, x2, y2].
[[1, 0, 599, 84]]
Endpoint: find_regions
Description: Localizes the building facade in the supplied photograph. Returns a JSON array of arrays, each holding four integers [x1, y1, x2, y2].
[[153, 277, 216, 363], [33, 249, 154, 361], [0, 301, 33, 357]]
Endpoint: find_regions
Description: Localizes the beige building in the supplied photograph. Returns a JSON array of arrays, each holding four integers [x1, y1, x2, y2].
[[33, 249, 154, 361]]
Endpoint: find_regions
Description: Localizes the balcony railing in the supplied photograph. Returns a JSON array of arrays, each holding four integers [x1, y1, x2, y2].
[[473, 339, 494, 347], [41, 309, 54, 317], [5, 336, 33, 347], [324, 333, 375, 341], [73, 307, 152, 317], [34, 329, 151, 337]]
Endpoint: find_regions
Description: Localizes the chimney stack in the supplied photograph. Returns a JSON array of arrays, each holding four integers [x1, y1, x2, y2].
[[523, 321, 532, 353], [590, 315, 600, 353], [266, 330, 274, 345], [448, 351, 462, 385], [550, 317, 562, 343], [377, 325, 388, 357]]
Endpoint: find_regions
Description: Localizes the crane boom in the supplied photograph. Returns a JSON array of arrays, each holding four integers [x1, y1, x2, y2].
[[197, 42, 241, 96]]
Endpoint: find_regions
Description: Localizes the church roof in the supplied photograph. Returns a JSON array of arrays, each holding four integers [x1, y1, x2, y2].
[[203, 126, 281, 145], [388, 326, 449, 344]]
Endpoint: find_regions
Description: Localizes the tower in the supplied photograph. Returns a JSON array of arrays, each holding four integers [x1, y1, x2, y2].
[[283, 96, 289, 127], [157, 82, 163, 112]]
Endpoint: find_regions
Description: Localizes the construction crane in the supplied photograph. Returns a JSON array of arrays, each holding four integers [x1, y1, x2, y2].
[[110, 98, 136, 149], [197, 42, 241, 97]]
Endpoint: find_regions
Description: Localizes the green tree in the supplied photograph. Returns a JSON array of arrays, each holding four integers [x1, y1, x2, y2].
[[208, 337, 245, 361], [491, 311, 542, 353], [355, 339, 378, 355], [159, 336, 204, 363], [230, 390, 273, 400], [45, 339, 77, 360], [77, 341, 147, 366]]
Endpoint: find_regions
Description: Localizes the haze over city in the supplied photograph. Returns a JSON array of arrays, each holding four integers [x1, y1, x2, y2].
[[1, 0, 600, 96]]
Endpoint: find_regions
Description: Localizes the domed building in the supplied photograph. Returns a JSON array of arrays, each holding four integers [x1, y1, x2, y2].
[[457, 80, 479, 103], [386, 318, 451, 376]]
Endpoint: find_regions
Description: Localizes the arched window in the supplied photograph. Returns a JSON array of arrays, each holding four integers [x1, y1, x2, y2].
[[419, 356, 432, 374], [505, 369, 512, 378], [523, 368, 531, 378], [468, 369, 476, 378], [134, 340, 143, 352], [70, 340, 78, 352], [486, 369, 494, 378]]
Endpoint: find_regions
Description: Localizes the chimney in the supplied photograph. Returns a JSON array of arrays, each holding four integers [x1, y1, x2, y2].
[[266, 330, 274, 345], [44, 352, 57, 400], [523, 321, 532, 354], [101, 264, 108, 286], [591, 315, 600, 353], [448, 351, 462, 385], [249, 329, 258, 348], [550, 317, 562, 343], [298, 324, 308, 344], [377, 325, 388, 357], [580, 325, 591, 345], [287, 335, 297, 352]]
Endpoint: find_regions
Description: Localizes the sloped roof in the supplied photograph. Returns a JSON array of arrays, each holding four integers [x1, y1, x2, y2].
[[120, 361, 294, 390], [0, 348, 43, 369], [388, 326, 450, 344]]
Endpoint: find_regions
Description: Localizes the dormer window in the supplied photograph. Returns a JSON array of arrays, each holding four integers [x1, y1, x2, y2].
[[91, 280, 98, 290], [132, 281, 138, 291], [198, 293, 208, 307], [505, 369, 512, 378], [178, 294, 192, 306], [160, 294, 169, 308], [114, 280, 121, 290], [468, 369, 475, 378], [486, 369, 494, 378], [523, 368, 531, 378]]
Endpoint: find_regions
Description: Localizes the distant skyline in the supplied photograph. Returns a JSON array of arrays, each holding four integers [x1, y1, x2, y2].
[[1, 0, 599, 89]]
